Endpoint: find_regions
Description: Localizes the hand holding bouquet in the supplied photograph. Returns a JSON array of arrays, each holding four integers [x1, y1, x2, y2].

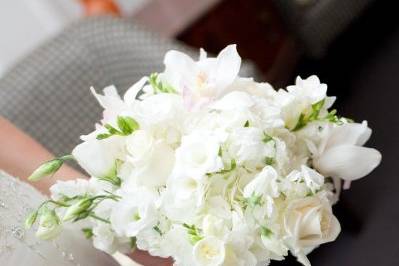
[[27, 45, 381, 266]]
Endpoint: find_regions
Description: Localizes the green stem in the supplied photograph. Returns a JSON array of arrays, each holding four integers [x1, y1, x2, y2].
[[60, 154, 74, 161], [89, 214, 110, 224]]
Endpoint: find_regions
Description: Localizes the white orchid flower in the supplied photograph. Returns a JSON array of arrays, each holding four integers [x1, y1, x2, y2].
[[312, 121, 381, 186], [161, 44, 241, 110]]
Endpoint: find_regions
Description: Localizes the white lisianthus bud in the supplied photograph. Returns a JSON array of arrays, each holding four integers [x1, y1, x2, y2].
[[193, 236, 226, 266], [25, 211, 38, 229], [36, 210, 62, 240], [63, 198, 93, 222], [28, 158, 64, 181]]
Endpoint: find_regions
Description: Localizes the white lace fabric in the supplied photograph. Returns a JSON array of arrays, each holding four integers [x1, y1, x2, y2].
[[0, 171, 118, 266]]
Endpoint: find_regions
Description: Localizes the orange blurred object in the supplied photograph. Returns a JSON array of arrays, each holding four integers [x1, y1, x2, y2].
[[81, 0, 120, 16]]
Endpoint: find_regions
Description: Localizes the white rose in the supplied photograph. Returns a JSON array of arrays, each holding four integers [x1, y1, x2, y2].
[[126, 130, 175, 187], [283, 195, 341, 265], [173, 131, 223, 179], [193, 236, 226, 266]]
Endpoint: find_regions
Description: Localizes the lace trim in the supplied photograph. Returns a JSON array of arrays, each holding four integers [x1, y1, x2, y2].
[[0, 171, 81, 266]]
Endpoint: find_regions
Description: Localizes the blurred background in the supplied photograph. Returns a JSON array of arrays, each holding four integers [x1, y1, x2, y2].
[[0, 0, 398, 265]]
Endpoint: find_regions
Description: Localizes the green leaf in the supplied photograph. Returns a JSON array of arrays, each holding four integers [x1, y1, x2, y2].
[[292, 113, 307, 131], [97, 117, 139, 140], [82, 228, 94, 239], [247, 192, 263, 208], [149, 72, 177, 94], [244, 120, 250, 127], [309, 99, 325, 120], [98, 176, 122, 187], [153, 225, 163, 236], [130, 237, 137, 250], [265, 157, 275, 165], [262, 133, 273, 143], [260, 226, 273, 238], [96, 133, 112, 140], [183, 224, 203, 245], [104, 124, 120, 135], [208, 159, 236, 176], [117, 116, 139, 135]]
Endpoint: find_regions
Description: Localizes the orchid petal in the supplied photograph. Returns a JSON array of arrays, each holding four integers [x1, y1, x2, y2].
[[214, 44, 241, 89], [314, 144, 381, 181], [326, 121, 371, 148], [163, 50, 196, 91]]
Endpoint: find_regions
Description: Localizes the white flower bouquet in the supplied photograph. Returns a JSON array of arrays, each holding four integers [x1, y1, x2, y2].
[[26, 45, 381, 266]]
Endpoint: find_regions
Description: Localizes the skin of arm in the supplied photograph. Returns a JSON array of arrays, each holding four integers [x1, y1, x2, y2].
[[0, 116, 82, 194]]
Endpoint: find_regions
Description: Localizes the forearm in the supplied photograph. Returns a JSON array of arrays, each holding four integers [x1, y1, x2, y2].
[[0, 116, 83, 194]]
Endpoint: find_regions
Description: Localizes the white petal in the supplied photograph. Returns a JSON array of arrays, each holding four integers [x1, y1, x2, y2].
[[163, 50, 196, 90], [90, 86, 122, 110], [314, 145, 381, 181], [214, 44, 241, 89], [72, 138, 123, 178], [199, 48, 207, 60], [327, 121, 371, 148], [123, 77, 148, 105]]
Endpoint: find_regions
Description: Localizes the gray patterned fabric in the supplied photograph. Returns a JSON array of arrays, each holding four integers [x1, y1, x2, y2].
[[0, 16, 256, 157]]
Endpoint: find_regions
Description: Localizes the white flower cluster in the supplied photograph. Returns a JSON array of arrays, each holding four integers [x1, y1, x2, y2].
[[28, 45, 381, 266]]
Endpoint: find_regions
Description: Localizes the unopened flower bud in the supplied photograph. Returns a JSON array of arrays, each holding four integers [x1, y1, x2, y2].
[[63, 198, 93, 222]]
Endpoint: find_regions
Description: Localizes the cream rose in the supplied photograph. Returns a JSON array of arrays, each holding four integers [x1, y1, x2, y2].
[[283, 195, 340, 265]]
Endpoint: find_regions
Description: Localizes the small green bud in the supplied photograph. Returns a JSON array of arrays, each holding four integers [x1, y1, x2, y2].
[[25, 211, 38, 229], [36, 210, 62, 240], [63, 198, 93, 222], [28, 159, 64, 181]]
